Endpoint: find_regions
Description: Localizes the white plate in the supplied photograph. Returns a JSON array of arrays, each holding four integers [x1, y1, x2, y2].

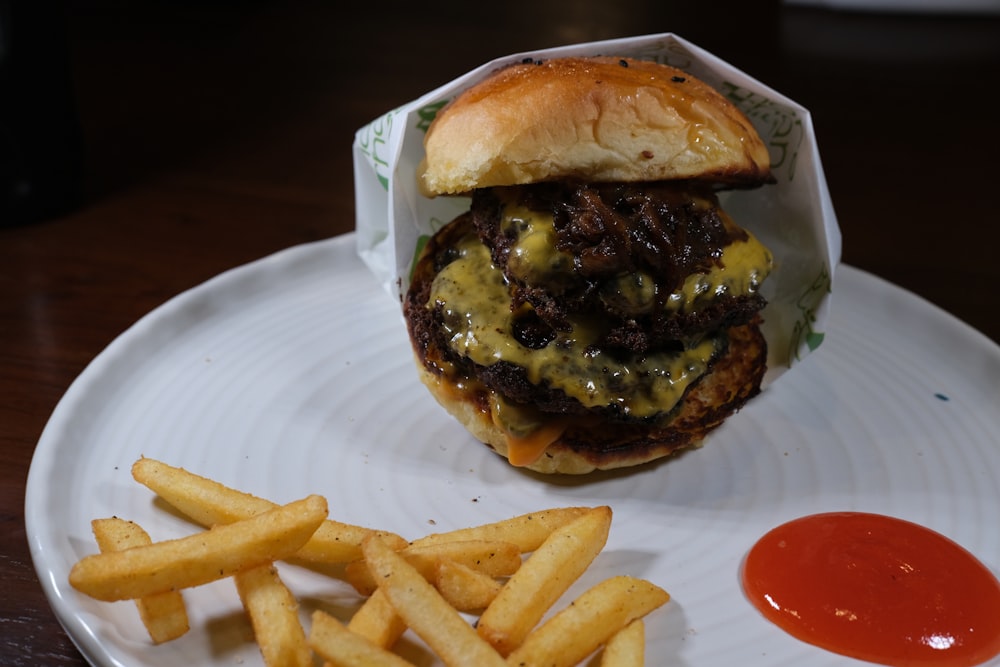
[[26, 233, 1000, 667]]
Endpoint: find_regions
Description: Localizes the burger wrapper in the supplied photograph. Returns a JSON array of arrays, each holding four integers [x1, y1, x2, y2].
[[352, 33, 841, 388]]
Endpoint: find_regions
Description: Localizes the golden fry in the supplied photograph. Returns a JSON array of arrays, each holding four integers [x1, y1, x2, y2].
[[309, 609, 414, 667], [362, 536, 506, 667], [506, 576, 669, 667], [234, 564, 311, 667], [601, 619, 646, 666], [73, 459, 675, 667], [476, 505, 612, 656], [131, 457, 406, 563], [434, 559, 503, 612], [346, 587, 408, 649], [344, 540, 520, 596], [91, 518, 189, 644], [409, 506, 592, 553], [70, 495, 327, 601]]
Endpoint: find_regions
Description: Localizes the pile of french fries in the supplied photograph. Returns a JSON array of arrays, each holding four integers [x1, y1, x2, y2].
[[68, 457, 670, 666]]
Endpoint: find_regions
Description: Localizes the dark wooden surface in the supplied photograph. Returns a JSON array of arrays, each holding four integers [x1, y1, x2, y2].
[[3, 1, 999, 664]]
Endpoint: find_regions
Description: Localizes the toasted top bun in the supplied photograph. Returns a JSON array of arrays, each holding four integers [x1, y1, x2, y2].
[[418, 56, 772, 196]]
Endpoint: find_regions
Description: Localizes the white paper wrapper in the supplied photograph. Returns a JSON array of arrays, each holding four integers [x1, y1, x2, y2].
[[353, 33, 841, 387]]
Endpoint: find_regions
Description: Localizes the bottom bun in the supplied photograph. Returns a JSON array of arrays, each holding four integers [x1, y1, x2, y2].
[[413, 321, 768, 475]]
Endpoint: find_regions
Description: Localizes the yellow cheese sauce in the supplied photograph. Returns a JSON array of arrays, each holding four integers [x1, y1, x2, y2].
[[503, 204, 575, 288], [502, 201, 772, 316], [490, 395, 570, 466], [430, 230, 721, 419], [427, 192, 772, 423], [424, 193, 772, 464]]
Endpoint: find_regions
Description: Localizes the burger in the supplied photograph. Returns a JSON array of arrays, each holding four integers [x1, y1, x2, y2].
[[403, 56, 775, 474]]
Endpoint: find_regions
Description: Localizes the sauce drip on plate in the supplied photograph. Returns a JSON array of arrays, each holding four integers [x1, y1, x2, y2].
[[741, 512, 1000, 667]]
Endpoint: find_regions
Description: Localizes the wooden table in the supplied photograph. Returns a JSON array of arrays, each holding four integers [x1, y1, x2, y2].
[[3, 2, 998, 664]]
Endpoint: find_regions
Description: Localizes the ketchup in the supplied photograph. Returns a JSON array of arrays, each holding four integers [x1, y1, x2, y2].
[[741, 512, 1000, 667]]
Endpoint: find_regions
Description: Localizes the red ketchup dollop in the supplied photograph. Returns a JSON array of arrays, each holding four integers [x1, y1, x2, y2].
[[741, 512, 1000, 667]]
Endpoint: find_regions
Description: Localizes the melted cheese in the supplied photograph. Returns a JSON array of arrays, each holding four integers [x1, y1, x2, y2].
[[502, 201, 773, 316], [427, 198, 772, 464], [430, 231, 720, 419], [488, 393, 570, 466], [503, 420, 567, 466], [503, 205, 574, 288]]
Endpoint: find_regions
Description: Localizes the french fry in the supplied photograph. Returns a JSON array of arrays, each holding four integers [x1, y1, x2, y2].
[[347, 587, 408, 649], [69, 495, 327, 601], [434, 559, 503, 612], [234, 564, 311, 667], [343, 543, 519, 645], [73, 458, 672, 665], [362, 535, 507, 667], [344, 540, 521, 596], [91, 518, 189, 644], [131, 457, 407, 563], [477, 505, 612, 656], [309, 609, 414, 667], [506, 576, 669, 667], [601, 619, 646, 666], [409, 506, 592, 553]]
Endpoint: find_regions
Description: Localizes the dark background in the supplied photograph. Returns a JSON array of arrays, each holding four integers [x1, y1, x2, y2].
[[3, 1, 1000, 664], [9, 1, 1000, 334]]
